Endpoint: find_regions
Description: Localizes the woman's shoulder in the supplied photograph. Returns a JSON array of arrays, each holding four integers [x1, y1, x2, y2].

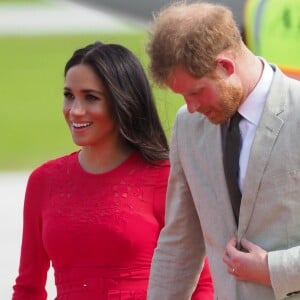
[[150, 160, 170, 177], [126, 152, 170, 181], [134, 152, 170, 171], [29, 151, 78, 180], [143, 158, 170, 185]]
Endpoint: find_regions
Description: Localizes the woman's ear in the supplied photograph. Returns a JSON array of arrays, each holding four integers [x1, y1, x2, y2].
[[215, 57, 235, 77]]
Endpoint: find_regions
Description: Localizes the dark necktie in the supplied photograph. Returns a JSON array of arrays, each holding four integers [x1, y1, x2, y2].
[[223, 112, 243, 224]]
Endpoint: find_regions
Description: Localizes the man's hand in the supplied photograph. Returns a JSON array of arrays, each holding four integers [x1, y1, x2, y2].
[[223, 237, 271, 286]]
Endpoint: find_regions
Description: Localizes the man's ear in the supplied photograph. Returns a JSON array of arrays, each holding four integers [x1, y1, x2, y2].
[[215, 57, 235, 77]]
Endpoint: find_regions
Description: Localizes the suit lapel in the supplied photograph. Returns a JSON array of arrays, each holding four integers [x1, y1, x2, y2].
[[238, 66, 286, 236], [203, 121, 224, 188], [204, 120, 238, 228]]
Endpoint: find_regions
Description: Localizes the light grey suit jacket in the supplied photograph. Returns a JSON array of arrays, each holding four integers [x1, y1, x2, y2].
[[148, 66, 300, 300]]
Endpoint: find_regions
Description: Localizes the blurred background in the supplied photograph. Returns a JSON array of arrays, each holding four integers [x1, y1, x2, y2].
[[0, 0, 248, 172], [70, 0, 245, 28], [1, 0, 299, 298]]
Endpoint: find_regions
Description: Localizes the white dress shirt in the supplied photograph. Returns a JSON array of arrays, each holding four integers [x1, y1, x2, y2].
[[237, 59, 274, 191]]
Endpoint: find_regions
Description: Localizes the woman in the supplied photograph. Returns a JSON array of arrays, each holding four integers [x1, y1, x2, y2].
[[12, 42, 213, 299]]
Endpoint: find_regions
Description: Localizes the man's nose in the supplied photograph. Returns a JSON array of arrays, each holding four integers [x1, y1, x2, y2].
[[185, 98, 200, 113]]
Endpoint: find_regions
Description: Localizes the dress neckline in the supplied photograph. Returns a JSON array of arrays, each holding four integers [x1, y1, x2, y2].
[[73, 150, 141, 177]]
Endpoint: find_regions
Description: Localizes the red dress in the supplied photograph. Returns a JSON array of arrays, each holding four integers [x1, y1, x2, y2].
[[12, 151, 213, 299]]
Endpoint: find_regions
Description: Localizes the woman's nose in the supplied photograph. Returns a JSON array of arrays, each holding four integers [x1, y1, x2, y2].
[[70, 99, 85, 115]]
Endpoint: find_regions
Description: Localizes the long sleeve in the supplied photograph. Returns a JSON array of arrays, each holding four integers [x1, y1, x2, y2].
[[151, 151, 213, 299], [152, 161, 170, 231], [12, 167, 50, 300], [268, 247, 300, 299], [191, 257, 214, 300]]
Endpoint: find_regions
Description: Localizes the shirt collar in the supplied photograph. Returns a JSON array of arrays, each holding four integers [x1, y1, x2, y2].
[[238, 57, 274, 126]]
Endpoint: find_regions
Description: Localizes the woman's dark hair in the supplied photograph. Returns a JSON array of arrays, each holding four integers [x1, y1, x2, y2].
[[64, 41, 169, 164]]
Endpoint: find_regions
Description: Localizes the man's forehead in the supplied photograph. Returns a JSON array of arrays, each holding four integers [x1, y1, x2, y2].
[[167, 67, 205, 93]]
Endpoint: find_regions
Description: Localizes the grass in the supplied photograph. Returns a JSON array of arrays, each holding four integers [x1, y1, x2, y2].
[[0, 33, 183, 170]]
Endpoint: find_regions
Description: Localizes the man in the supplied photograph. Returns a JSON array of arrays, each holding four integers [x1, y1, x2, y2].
[[146, 1, 300, 299]]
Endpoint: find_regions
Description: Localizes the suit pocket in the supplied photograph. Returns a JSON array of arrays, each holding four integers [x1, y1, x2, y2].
[[258, 169, 300, 247]]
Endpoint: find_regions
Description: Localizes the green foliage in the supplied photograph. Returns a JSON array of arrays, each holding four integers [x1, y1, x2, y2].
[[0, 33, 183, 170]]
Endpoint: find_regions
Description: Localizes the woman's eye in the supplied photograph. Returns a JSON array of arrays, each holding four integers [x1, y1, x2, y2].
[[86, 94, 99, 101], [63, 91, 74, 100]]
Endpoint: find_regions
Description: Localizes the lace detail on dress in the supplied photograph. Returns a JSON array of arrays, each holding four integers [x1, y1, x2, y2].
[[48, 158, 148, 231]]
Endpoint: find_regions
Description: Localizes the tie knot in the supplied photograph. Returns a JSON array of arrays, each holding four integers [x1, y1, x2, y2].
[[229, 112, 242, 130]]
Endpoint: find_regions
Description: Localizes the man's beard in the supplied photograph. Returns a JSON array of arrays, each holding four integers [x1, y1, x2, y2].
[[208, 78, 244, 124]]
